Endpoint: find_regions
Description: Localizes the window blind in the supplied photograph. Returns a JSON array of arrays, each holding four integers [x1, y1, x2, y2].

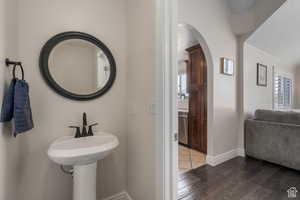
[[274, 75, 292, 110]]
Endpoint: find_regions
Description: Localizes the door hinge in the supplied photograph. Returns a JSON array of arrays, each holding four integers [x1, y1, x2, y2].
[[174, 132, 178, 142]]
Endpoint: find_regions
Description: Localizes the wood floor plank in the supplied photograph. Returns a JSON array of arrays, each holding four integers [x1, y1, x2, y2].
[[178, 157, 300, 200]]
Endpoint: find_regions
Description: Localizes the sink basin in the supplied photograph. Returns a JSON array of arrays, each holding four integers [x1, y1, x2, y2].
[[48, 132, 119, 165], [48, 132, 119, 200]]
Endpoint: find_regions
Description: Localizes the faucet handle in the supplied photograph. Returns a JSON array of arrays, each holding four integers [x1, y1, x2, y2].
[[69, 126, 81, 138], [87, 123, 98, 136]]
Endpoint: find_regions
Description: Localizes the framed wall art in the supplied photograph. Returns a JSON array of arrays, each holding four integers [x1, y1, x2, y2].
[[220, 57, 234, 76], [257, 63, 267, 87]]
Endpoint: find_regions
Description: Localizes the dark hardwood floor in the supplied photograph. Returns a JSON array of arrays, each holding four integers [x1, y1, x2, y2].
[[178, 157, 300, 200]]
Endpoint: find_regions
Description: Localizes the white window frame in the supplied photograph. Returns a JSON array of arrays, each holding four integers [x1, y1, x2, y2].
[[273, 70, 294, 111]]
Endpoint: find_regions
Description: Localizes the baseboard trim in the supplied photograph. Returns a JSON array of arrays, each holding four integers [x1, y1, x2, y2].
[[207, 148, 245, 167], [237, 148, 245, 157], [102, 191, 132, 200]]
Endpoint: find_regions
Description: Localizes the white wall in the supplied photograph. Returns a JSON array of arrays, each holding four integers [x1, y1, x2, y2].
[[16, 0, 128, 199], [244, 43, 297, 116], [292, 67, 300, 108], [0, 0, 23, 200], [243, 43, 277, 117], [179, 0, 239, 156], [127, 0, 156, 199]]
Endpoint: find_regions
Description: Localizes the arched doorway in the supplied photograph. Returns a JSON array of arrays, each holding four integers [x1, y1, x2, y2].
[[177, 23, 210, 174]]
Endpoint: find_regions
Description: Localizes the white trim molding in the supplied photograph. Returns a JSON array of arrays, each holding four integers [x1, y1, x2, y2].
[[237, 148, 246, 157], [101, 191, 132, 200], [206, 148, 245, 167], [155, 0, 178, 199]]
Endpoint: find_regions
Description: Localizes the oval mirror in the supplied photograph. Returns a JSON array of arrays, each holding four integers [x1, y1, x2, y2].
[[39, 32, 116, 100]]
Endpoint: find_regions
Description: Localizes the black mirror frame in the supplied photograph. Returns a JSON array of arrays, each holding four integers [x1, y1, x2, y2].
[[39, 31, 116, 101]]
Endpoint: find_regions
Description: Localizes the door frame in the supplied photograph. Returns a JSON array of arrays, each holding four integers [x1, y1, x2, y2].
[[155, 0, 178, 199], [156, 0, 216, 199]]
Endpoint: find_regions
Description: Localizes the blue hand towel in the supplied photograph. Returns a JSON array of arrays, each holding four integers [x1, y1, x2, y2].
[[13, 79, 34, 136], [0, 79, 16, 122]]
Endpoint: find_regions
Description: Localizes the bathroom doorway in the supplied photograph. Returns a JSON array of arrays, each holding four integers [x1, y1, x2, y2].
[[177, 24, 207, 174], [156, 1, 215, 199]]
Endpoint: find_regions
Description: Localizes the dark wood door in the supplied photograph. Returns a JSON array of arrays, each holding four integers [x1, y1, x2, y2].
[[186, 44, 207, 153]]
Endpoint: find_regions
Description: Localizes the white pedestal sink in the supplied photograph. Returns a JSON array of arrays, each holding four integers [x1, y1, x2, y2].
[[47, 132, 119, 200]]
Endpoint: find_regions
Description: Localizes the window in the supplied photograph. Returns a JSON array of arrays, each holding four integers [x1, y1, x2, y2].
[[178, 73, 188, 99], [274, 75, 293, 110]]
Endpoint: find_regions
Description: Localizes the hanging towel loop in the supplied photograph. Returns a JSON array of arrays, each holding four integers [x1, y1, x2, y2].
[[12, 64, 17, 79], [5, 58, 24, 80], [12, 63, 24, 80]]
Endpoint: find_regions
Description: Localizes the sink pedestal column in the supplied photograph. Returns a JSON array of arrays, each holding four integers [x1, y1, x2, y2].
[[73, 162, 97, 200]]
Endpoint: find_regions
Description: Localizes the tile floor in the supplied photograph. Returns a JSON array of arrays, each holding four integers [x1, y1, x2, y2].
[[178, 145, 206, 174]]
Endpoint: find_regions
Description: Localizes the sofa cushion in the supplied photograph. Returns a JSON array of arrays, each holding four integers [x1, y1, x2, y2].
[[255, 109, 300, 125]]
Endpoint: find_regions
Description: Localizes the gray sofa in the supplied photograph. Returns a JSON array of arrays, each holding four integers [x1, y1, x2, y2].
[[245, 109, 300, 171]]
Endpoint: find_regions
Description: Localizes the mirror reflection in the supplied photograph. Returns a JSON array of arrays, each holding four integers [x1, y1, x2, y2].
[[48, 39, 111, 95]]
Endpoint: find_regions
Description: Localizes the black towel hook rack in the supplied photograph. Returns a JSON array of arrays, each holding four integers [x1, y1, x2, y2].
[[5, 58, 24, 80], [5, 58, 22, 67]]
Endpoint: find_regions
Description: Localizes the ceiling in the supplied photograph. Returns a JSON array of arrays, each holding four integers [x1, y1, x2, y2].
[[227, 0, 256, 14], [228, 0, 286, 36], [247, 0, 300, 68]]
